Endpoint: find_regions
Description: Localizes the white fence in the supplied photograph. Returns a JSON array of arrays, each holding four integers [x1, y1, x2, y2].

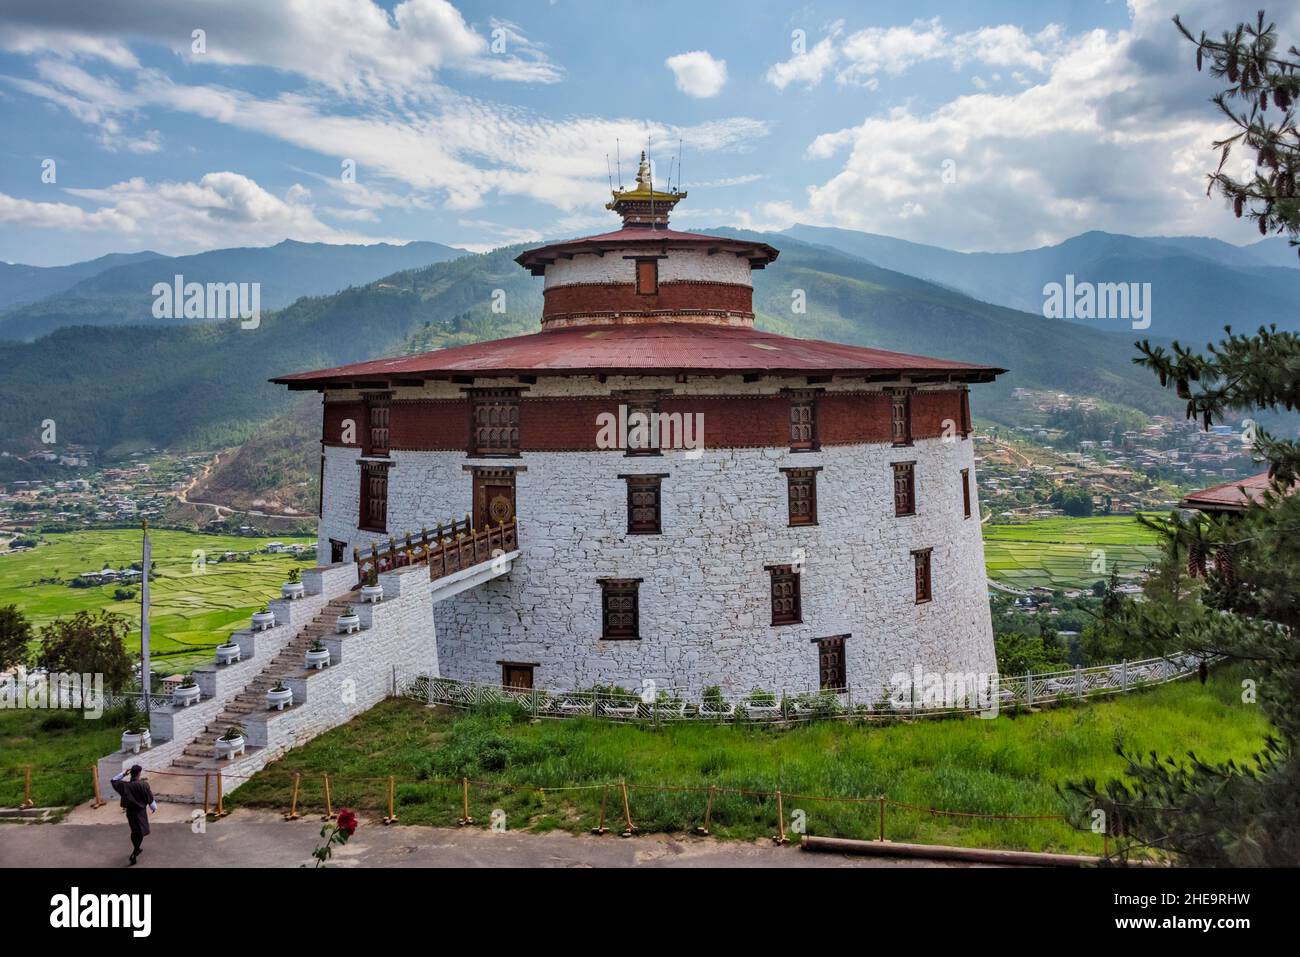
[[397, 653, 1206, 724]]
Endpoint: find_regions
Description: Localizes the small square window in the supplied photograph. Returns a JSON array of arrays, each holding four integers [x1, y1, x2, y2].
[[784, 468, 819, 526], [470, 389, 520, 457], [600, 578, 641, 640], [623, 475, 664, 534]]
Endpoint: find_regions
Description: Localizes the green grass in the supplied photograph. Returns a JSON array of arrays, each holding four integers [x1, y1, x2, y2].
[[0, 529, 313, 670], [0, 705, 130, 807], [229, 668, 1269, 855], [983, 516, 1165, 590]]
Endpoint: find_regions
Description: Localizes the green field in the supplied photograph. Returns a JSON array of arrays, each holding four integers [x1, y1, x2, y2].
[[0, 529, 313, 671], [223, 668, 1267, 856], [983, 516, 1165, 590]]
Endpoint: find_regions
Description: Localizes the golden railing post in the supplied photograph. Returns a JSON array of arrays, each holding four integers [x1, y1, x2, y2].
[[457, 777, 473, 826], [620, 781, 636, 837], [383, 775, 398, 825], [90, 765, 106, 809], [214, 772, 226, 819], [321, 773, 333, 821], [284, 772, 302, 820], [878, 797, 886, 842], [591, 783, 609, 835], [202, 773, 211, 818], [694, 785, 715, 836], [772, 790, 788, 846], [20, 766, 33, 809]]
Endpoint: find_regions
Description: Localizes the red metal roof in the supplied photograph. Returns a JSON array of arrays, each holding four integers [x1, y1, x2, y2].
[[515, 226, 779, 274], [272, 323, 1006, 388], [1180, 470, 1289, 512]]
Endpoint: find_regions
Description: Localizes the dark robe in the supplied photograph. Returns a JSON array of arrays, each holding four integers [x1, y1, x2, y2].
[[111, 776, 154, 845]]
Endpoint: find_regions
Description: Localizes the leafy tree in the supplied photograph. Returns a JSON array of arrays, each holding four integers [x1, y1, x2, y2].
[[1063, 10, 1300, 866], [1049, 486, 1094, 517], [36, 611, 133, 691], [0, 604, 33, 670], [995, 631, 1067, 675]]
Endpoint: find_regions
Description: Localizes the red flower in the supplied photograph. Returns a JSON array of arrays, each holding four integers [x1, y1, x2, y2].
[[336, 808, 358, 836]]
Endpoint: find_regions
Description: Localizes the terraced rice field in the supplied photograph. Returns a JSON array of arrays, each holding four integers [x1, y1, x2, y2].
[[982, 516, 1165, 590], [0, 529, 313, 670]]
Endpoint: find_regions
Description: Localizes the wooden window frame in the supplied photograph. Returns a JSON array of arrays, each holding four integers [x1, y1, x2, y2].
[[469, 388, 521, 458], [961, 468, 972, 519], [621, 392, 663, 457], [599, 578, 641, 640], [893, 461, 916, 517], [814, 634, 848, 692], [890, 388, 914, 447], [788, 394, 818, 451], [359, 460, 391, 533], [499, 661, 537, 690], [912, 548, 933, 605], [620, 473, 667, 535], [767, 564, 802, 626], [782, 466, 821, 527], [959, 387, 972, 438], [635, 258, 659, 295], [363, 392, 391, 457]]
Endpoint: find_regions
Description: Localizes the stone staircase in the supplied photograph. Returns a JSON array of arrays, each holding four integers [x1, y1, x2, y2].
[[171, 594, 357, 770]]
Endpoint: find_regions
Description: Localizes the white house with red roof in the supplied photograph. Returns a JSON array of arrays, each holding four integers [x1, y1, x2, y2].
[[274, 156, 1007, 698]]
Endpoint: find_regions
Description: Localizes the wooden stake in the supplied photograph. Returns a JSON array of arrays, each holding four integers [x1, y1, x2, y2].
[[591, 783, 609, 835], [383, 775, 398, 825], [878, 797, 886, 842], [20, 766, 33, 809], [619, 781, 636, 837], [321, 774, 333, 821], [772, 790, 788, 846], [694, 785, 715, 836], [202, 773, 210, 818], [284, 772, 301, 820], [90, 766, 105, 809], [213, 772, 227, 819], [457, 776, 473, 826]]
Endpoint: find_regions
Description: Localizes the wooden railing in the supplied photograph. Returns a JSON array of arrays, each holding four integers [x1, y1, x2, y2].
[[354, 517, 519, 585]]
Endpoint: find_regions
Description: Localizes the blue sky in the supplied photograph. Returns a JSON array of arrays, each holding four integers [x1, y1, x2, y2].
[[0, 0, 1285, 265]]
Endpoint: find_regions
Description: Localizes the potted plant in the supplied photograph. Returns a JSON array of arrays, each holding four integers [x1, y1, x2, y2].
[[251, 605, 276, 631], [742, 687, 781, 720], [215, 724, 246, 760], [121, 714, 151, 753], [360, 567, 383, 604], [215, 636, 241, 665], [281, 566, 305, 600], [336, 605, 360, 634], [699, 684, 734, 719], [304, 638, 331, 670], [266, 679, 293, 711], [172, 674, 201, 707]]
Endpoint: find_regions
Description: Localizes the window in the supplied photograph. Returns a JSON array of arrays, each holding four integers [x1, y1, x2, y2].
[[501, 663, 535, 690], [961, 468, 972, 519], [768, 565, 802, 626], [600, 579, 641, 639], [622, 474, 665, 534], [893, 461, 916, 517], [624, 395, 661, 456], [891, 388, 913, 446], [959, 387, 972, 438], [783, 467, 819, 526], [912, 548, 932, 604], [789, 396, 817, 450], [359, 461, 390, 532], [816, 635, 847, 691], [636, 258, 659, 295], [364, 393, 390, 455], [470, 389, 520, 457], [329, 539, 347, 565]]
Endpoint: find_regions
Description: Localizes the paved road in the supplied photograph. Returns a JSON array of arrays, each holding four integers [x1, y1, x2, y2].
[[1, 807, 969, 868]]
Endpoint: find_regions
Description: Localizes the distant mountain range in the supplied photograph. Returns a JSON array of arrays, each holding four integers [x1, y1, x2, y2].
[[0, 239, 465, 341], [782, 225, 1300, 343]]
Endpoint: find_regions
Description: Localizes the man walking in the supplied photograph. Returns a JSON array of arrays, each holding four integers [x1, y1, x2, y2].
[[110, 764, 157, 865]]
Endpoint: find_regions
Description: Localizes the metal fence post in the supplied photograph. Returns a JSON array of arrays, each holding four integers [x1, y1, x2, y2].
[[1075, 664, 1084, 699], [1025, 670, 1033, 707], [1121, 659, 1128, 691]]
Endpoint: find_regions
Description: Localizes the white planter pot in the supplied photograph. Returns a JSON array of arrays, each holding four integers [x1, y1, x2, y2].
[[304, 648, 331, 670], [215, 643, 241, 665], [172, 684, 201, 707], [251, 611, 276, 631], [266, 687, 294, 711], [281, 582, 305, 600], [360, 584, 384, 603], [121, 730, 151, 754], [336, 614, 360, 634], [215, 735, 246, 761]]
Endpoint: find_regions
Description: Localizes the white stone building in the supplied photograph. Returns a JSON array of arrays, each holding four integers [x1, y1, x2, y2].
[[275, 158, 1006, 699]]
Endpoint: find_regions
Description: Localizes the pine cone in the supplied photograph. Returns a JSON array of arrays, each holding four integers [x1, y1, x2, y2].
[[1234, 194, 1245, 217]]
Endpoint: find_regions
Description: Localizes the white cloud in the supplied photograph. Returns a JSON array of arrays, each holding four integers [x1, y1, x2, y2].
[[766, 27, 841, 91], [0, 172, 380, 253], [665, 51, 728, 99]]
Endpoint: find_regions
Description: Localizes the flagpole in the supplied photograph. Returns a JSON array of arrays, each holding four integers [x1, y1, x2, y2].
[[140, 519, 151, 723]]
